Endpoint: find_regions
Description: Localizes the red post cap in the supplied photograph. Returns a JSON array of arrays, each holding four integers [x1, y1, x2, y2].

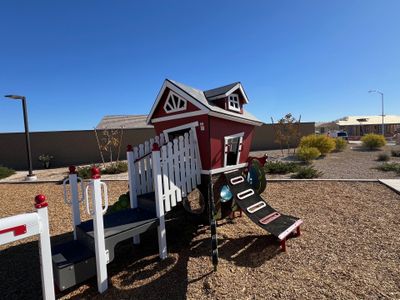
[[91, 167, 101, 179], [35, 194, 48, 208], [127, 144, 133, 152], [152, 143, 160, 151], [69, 166, 77, 174]]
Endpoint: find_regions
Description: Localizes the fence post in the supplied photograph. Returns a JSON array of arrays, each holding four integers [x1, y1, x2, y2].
[[86, 167, 108, 293], [34, 194, 55, 300], [127, 145, 140, 244], [151, 143, 167, 260], [68, 166, 81, 240]]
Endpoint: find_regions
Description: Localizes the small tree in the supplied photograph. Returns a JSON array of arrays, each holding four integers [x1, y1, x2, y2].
[[94, 127, 124, 167], [271, 113, 301, 155]]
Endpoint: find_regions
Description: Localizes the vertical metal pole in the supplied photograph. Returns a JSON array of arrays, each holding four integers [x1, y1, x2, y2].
[[21, 97, 34, 177], [381, 93, 385, 136]]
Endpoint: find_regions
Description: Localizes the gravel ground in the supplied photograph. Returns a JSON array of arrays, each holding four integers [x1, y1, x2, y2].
[[1, 181, 399, 299], [252, 144, 400, 179]]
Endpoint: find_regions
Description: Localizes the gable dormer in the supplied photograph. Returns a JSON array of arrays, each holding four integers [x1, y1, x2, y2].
[[204, 82, 249, 114]]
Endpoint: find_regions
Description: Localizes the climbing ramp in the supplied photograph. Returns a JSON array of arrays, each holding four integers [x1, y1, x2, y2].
[[225, 170, 302, 249]]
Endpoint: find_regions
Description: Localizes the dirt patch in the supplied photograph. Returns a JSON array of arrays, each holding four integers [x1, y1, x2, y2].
[[0, 181, 399, 299]]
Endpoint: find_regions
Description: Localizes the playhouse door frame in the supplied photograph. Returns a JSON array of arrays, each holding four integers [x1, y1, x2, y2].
[[223, 132, 244, 167], [163, 121, 202, 170]]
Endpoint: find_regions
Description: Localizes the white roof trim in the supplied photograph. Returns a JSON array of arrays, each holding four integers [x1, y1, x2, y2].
[[151, 110, 207, 123], [147, 80, 209, 124], [207, 83, 249, 103], [208, 111, 263, 126]]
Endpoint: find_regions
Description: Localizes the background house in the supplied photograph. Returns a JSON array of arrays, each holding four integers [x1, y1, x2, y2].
[[337, 115, 400, 137]]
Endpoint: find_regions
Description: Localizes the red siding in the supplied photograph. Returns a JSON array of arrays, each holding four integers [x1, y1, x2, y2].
[[209, 116, 255, 170], [152, 88, 201, 119]]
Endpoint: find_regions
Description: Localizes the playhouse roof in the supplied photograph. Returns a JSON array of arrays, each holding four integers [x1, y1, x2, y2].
[[147, 79, 262, 126]]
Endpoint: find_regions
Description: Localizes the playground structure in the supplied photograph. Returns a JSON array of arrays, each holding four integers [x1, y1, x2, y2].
[[0, 79, 303, 297]]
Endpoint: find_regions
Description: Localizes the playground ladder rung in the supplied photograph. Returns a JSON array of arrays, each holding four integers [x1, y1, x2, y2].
[[230, 176, 244, 185], [246, 201, 266, 214], [237, 189, 255, 200], [259, 212, 281, 225]]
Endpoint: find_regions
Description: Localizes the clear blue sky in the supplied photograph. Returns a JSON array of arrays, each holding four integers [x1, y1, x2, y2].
[[1, 0, 399, 132]]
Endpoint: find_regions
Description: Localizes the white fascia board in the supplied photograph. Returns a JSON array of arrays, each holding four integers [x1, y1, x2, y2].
[[201, 163, 248, 175], [147, 80, 209, 125], [151, 111, 207, 123], [208, 111, 263, 126]]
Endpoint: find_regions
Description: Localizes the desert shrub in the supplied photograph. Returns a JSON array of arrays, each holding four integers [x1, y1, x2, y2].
[[377, 153, 390, 162], [297, 146, 321, 163], [77, 165, 96, 179], [299, 134, 335, 155], [334, 138, 347, 152], [264, 161, 300, 174], [361, 133, 386, 150], [0, 166, 16, 180], [376, 162, 400, 174], [291, 166, 322, 179], [391, 149, 400, 157], [102, 162, 128, 174]]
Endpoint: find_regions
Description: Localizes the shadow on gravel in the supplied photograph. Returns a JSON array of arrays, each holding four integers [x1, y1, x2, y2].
[[1, 215, 285, 300]]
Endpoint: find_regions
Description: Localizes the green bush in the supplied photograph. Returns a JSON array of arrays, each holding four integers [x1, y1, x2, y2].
[[0, 166, 16, 180], [361, 133, 386, 150], [377, 153, 390, 162], [299, 134, 336, 155], [334, 138, 347, 152], [391, 149, 400, 157], [376, 162, 400, 174], [264, 161, 300, 174], [102, 162, 128, 175], [291, 166, 322, 179], [77, 165, 97, 179], [297, 146, 321, 163]]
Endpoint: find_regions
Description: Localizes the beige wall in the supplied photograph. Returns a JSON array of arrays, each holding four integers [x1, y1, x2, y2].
[[251, 122, 315, 151], [0, 122, 315, 170]]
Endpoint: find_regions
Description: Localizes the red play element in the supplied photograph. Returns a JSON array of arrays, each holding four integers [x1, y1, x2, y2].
[[259, 212, 281, 225], [35, 194, 48, 208], [0, 225, 27, 237], [280, 239, 286, 252], [68, 166, 77, 174], [127, 144, 133, 152], [296, 226, 301, 236], [152, 143, 160, 151], [91, 167, 101, 179], [247, 154, 268, 167]]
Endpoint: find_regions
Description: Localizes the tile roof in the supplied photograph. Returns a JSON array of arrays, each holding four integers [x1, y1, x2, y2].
[[96, 115, 153, 129]]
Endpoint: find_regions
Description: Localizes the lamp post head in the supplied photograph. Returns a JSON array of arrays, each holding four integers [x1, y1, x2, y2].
[[4, 94, 25, 100]]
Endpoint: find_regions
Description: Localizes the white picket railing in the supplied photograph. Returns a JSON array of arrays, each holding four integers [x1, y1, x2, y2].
[[127, 131, 201, 213], [0, 195, 55, 300]]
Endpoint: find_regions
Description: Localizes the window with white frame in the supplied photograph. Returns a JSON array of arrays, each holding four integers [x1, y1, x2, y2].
[[163, 91, 187, 114], [224, 132, 244, 166], [227, 94, 240, 112]]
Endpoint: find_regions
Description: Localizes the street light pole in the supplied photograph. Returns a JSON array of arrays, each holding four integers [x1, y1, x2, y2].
[[4, 94, 37, 181], [368, 90, 385, 136]]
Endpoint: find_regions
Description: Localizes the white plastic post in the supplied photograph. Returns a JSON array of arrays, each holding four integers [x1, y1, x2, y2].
[[68, 166, 82, 240], [34, 195, 56, 300], [151, 143, 167, 260], [127, 145, 140, 245], [86, 168, 108, 293]]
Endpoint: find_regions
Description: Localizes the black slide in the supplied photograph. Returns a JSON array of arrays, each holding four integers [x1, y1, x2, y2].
[[225, 170, 303, 241]]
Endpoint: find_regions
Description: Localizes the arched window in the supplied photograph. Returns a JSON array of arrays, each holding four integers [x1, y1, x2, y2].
[[163, 92, 187, 114]]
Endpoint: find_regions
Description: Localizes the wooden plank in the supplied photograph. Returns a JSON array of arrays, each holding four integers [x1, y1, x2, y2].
[[161, 146, 171, 212], [189, 132, 197, 189], [184, 133, 192, 194], [173, 139, 182, 203], [178, 136, 187, 197], [139, 144, 146, 195], [144, 141, 152, 193], [149, 138, 155, 191], [133, 147, 141, 195], [167, 142, 177, 207]]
